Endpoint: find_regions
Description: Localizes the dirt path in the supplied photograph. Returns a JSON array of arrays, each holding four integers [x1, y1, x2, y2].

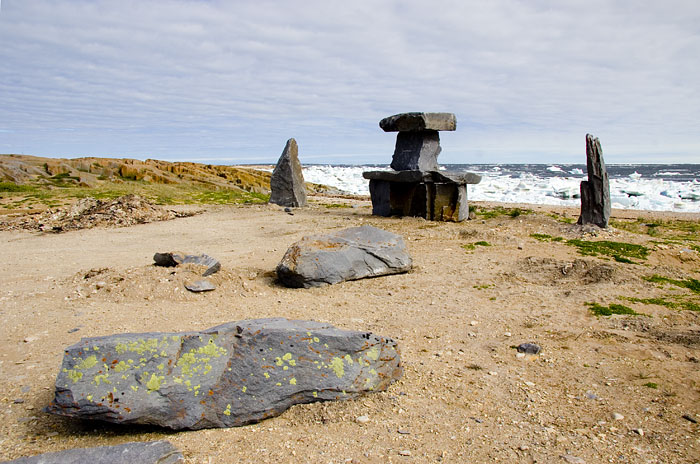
[[1, 199, 698, 463]]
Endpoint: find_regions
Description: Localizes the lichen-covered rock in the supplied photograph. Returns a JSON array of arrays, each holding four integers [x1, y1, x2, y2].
[[45, 318, 401, 430], [276, 225, 412, 288], [269, 138, 307, 207], [2, 441, 183, 464]]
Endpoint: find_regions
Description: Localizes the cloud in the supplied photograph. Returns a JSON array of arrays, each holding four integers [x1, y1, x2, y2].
[[0, 0, 698, 163]]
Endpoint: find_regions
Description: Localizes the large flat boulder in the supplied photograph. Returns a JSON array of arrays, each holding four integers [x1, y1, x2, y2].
[[276, 226, 412, 288], [270, 138, 307, 207], [379, 112, 456, 132], [2, 441, 183, 464], [46, 318, 401, 430]]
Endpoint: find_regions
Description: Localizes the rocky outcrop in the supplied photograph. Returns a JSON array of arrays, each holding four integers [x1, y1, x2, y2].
[[276, 225, 412, 288], [269, 138, 307, 207], [2, 441, 183, 464], [45, 318, 402, 430], [578, 134, 610, 228]]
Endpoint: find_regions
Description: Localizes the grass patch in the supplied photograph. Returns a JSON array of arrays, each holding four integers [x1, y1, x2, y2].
[[586, 302, 646, 317], [462, 241, 491, 251], [548, 212, 575, 224], [644, 275, 700, 294], [475, 206, 532, 219], [611, 217, 700, 243], [323, 203, 352, 209], [530, 233, 565, 242], [643, 382, 658, 389], [623, 295, 699, 312], [566, 239, 649, 262], [0, 182, 35, 193]]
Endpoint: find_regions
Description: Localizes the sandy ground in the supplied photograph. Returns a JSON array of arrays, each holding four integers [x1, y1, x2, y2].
[[0, 197, 699, 463]]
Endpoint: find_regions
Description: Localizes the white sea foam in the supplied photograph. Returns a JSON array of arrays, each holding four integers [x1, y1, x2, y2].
[[301, 165, 700, 212]]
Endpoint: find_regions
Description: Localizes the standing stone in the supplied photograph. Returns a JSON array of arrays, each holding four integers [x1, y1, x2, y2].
[[578, 134, 610, 228], [391, 131, 441, 171], [2, 441, 183, 464], [270, 138, 307, 207], [276, 225, 412, 288], [45, 318, 401, 430]]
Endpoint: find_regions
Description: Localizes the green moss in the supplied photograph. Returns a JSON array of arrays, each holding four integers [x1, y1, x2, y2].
[[475, 206, 532, 219], [643, 382, 658, 389], [586, 302, 646, 317], [323, 203, 351, 208], [0, 182, 34, 192], [645, 275, 700, 294], [531, 233, 552, 242], [566, 239, 648, 262], [462, 241, 489, 251]]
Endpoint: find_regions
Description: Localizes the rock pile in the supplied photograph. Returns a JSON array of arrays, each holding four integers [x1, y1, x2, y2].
[[363, 112, 480, 222]]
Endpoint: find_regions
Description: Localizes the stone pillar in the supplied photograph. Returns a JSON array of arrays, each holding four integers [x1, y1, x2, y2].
[[578, 134, 610, 228], [270, 138, 307, 207]]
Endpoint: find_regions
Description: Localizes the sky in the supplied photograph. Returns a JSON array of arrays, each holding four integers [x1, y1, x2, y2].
[[1, 0, 699, 165]]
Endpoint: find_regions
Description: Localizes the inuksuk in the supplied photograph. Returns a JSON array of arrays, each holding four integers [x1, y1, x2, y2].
[[362, 112, 480, 222]]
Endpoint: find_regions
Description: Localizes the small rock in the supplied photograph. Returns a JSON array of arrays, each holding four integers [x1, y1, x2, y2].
[[562, 455, 586, 464], [284, 207, 292, 213], [398, 450, 411, 456], [682, 414, 698, 424], [470, 320, 479, 326], [612, 412, 624, 421], [184, 279, 216, 293], [504, 332, 512, 337], [397, 428, 410, 435], [585, 391, 599, 400], [519, 445, 529, 451], [488, 371, 498, 376], [632, 428, 644, 436], [517, 343, 541, 355], [356, 415, 370, 424], [95, 281, 106, 289], [13, 398, 25, 404], [67, 328, 80, 333], [23, 336, 39, 343], [524, 381, 535, 387], [516, 353, 525, 359]]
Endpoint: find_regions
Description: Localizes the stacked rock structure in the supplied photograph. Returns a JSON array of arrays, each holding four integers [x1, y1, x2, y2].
[[363, 112, 480, 222]]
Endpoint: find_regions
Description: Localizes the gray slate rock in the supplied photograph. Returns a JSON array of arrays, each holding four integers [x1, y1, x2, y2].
[[578, 134, 610, 228], [276, 225, 412, 288], [184, 279, 216, 292], [379, 112, 456, 132], [1, 440, 183, 464], [517, 343, 541, 354], [270, 138, 307, 207], [390, 131, 441, 171], [153, 252, 221, 277], [45, 318, 401, 430]]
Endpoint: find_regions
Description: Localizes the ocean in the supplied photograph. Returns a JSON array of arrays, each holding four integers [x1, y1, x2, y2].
[[300, 164, 700, 213]]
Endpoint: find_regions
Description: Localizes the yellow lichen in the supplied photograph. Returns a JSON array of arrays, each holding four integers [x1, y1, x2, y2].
[[289, 378, 297, 385], [366, 347, 379, 361], [76, 355, 97, 370], [146, 373, 164, 392], [329, 357, 345, 378], [67, 370, 83, 383], [223, 404, 232, 416]]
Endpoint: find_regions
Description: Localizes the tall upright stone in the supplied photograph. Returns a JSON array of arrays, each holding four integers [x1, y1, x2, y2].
[[578, 134, 610, 228], [270, 138, 307, 207]]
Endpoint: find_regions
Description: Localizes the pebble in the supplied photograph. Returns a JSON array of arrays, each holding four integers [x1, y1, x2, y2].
[[397, 429, 410, 435], [524, 381, 535, 387], [356, 415, 370, 424], [632, 428, 644, 436], [682, 414, 698, 424], [470, 320, 479, 326], [67, 327, 80, 333], [13, 398, 24, 404], [517, 343, 541, 354], [612, 412, 624, 421], [562, 455, 586, 464], [519, 445, 529, 451], [398, 450, 411, 456], [504, 332, 512, 337], [516, 353, 525, 359], [488, 371, 498, 376]]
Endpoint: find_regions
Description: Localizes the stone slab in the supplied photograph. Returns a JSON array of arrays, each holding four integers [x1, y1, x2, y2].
[[379, 113, 456, 132], [2, 441, 183, 464], [46, 318, 401, 430]]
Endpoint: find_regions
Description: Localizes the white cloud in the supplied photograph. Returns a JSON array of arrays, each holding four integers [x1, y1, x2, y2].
[[0, 0, 698, 163]]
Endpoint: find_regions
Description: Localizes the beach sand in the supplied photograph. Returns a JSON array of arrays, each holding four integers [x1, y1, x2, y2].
[[0, 196, 698, 463]]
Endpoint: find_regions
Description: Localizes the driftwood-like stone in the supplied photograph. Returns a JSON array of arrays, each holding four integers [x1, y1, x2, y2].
[[270, 138, 307, 207], [578, 134, 610, 228], [45, 318, 401, 430], [276, 226, 412, 288], [2, 441, 183, 464], [379, 112, 456, 132]]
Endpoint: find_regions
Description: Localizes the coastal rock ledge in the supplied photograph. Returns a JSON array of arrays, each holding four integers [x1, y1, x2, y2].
[[45, 318, 402, 430], [276, 225, 413, 288]]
